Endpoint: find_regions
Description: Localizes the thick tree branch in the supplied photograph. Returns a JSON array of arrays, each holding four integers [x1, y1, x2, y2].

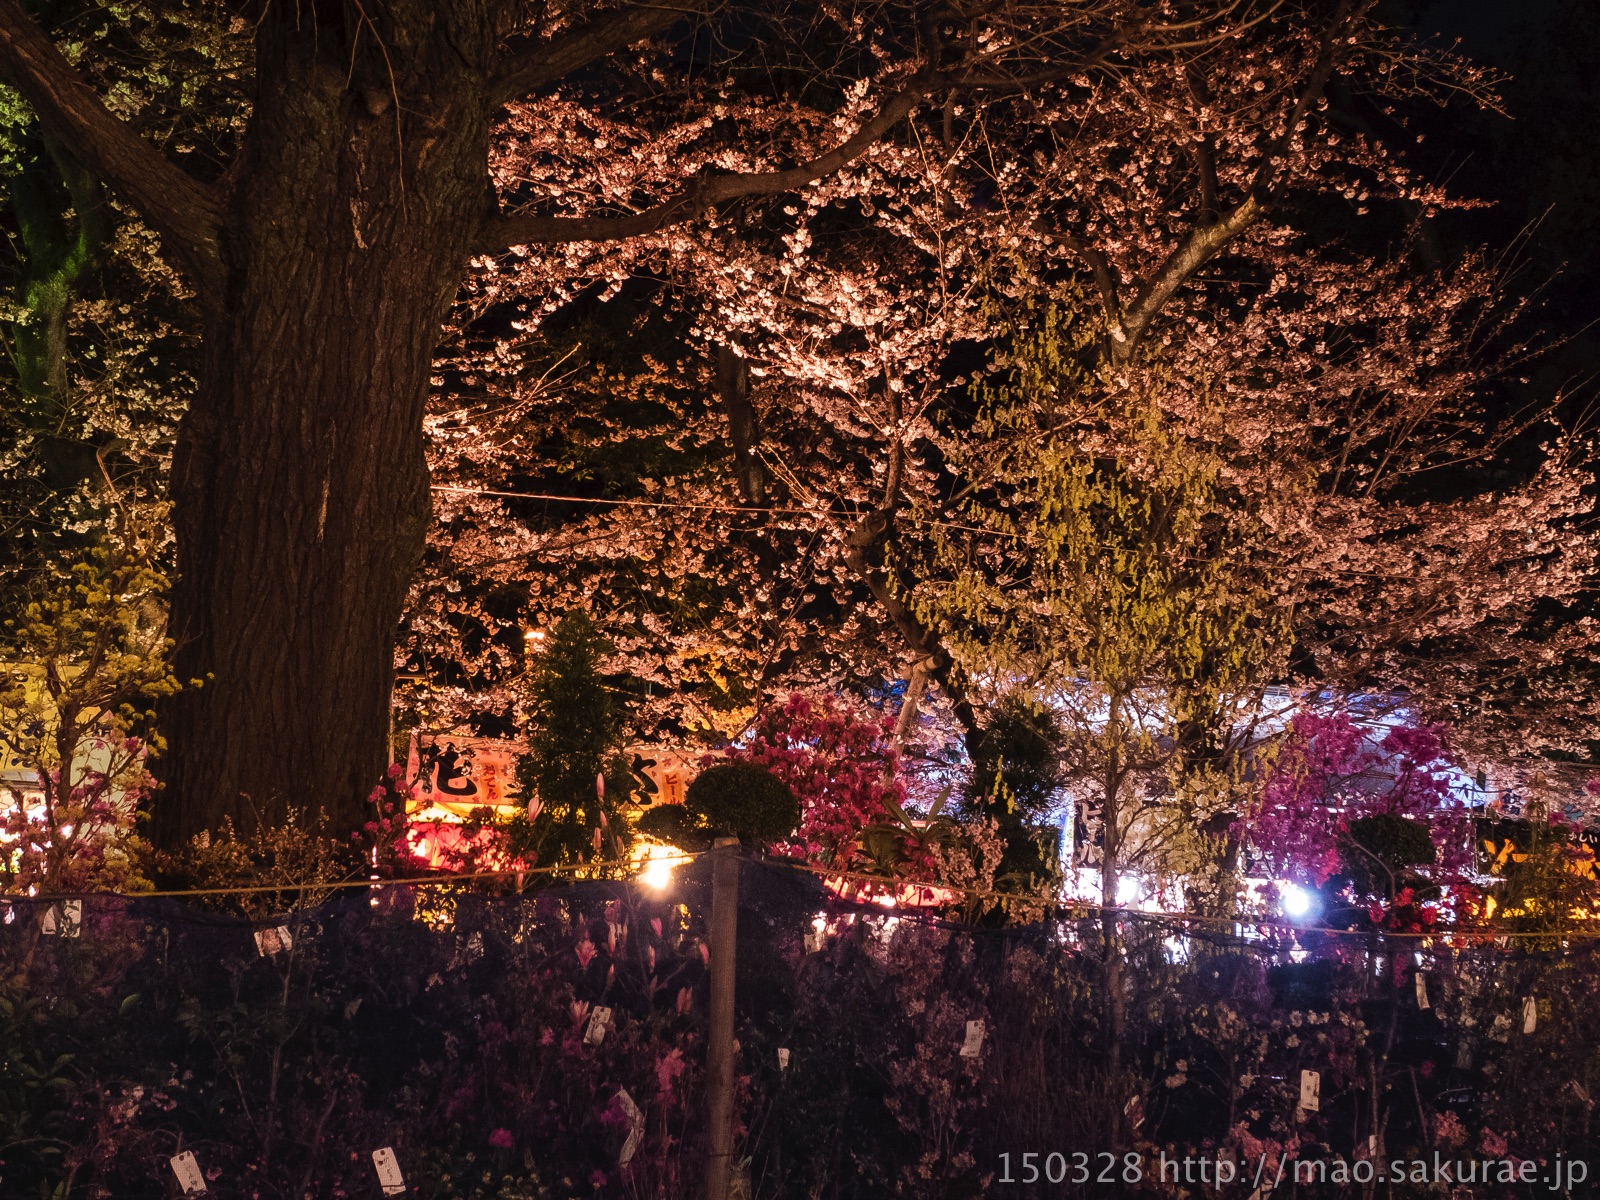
[[1111, 194, 1260, 363], [490, 1, 710, 107], [1108, 0, 1373, 363], [477, 72, 938, 253], [1184, 66, 1221, 224], [840, 393, 979, 739], [716, 343, 765, 506], [842, 513, 976, 737], [0, 0, 224, 300], [1250, 0, 1374, 198]]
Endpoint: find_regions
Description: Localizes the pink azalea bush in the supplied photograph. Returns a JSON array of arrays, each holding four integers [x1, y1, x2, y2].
[[724, 693, 905, 866], [1240, 712, 1472, 891], [0, 742, 152, 896]]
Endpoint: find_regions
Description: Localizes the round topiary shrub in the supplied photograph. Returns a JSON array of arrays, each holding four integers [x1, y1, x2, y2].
[[685, 761, 800, 846], [635, 803, 712, 852], [1339, 813, 1436, 898]]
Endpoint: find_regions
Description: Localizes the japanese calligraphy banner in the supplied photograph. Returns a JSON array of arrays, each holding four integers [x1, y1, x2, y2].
[[405, 732, 527, 814]]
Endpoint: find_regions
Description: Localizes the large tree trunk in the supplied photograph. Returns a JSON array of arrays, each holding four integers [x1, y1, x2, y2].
[[153, 8, 498, 845]]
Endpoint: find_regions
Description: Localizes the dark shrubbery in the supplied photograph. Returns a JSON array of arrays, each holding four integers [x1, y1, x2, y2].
[[685, 762, 800, 845], [637, 762, 800, 851]]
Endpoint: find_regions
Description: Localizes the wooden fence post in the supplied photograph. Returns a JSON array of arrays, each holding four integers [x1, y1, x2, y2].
[[705, 836, 740, 1200]]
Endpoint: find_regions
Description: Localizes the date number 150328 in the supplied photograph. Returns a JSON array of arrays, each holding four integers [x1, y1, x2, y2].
[[998, 1152, 1145, 1185]]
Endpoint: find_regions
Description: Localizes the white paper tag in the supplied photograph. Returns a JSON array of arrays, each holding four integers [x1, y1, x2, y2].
[[585, 1005, 613, 1046], [170, 1150, 207, 1195], [617, 1087, 644, 1167], [959, 1019, 985, 1058], [778, 1047, 790, 1071], [1298, 1069, 1320, 1112], [253, 926, 292, 957], [40, 900, 81, 937], [1415, 973, 1429, 1010], [1523, 995, 1537, 1034], [372, 1146, 406, 1195]]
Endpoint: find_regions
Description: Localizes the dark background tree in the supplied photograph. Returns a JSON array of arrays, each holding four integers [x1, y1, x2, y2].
[[966, 692, 1066, 879], [518, 609, 633, 862]]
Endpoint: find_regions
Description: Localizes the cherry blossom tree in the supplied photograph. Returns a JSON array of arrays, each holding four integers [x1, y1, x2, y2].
[[416, 0, 1595, 786]]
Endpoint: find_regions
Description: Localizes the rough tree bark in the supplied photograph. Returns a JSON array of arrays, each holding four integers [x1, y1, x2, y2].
[[158, 10, 501, 841]]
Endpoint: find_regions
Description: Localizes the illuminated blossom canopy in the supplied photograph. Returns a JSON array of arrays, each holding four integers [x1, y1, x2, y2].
[[408, 0, 1597, 772]]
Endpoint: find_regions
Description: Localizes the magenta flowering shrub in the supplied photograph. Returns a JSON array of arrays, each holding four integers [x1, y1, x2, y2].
[[0, 742, 152, 896], [1240, 712, 1473, 891], [724, 693, 905, 866], [357, 763, 433, 873]]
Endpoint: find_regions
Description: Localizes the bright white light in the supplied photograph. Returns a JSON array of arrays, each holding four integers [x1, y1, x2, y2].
[[57, 824, 73, 839], [1116, 876, 1142, 906], [1281, 884, 1315, 920], [641, 844, 682, 891]]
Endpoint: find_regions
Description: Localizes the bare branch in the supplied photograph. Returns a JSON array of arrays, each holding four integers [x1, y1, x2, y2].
[[1110, 0, 1375, 362], [477, 73, 938, 252], [490, 1, 711, 106], [0, 0, 224, 300]]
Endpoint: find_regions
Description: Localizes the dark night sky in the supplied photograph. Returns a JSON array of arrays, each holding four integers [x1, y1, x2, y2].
[[1419, 0, 1600, 403]]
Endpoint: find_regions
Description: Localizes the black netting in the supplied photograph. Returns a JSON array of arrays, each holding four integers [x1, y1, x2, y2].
[[2, 856, 1596, 1198]]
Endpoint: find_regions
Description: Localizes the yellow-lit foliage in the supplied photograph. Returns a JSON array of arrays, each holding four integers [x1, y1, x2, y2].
[[0, 532, 188, 892], [912, 298, 1298, 901]]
